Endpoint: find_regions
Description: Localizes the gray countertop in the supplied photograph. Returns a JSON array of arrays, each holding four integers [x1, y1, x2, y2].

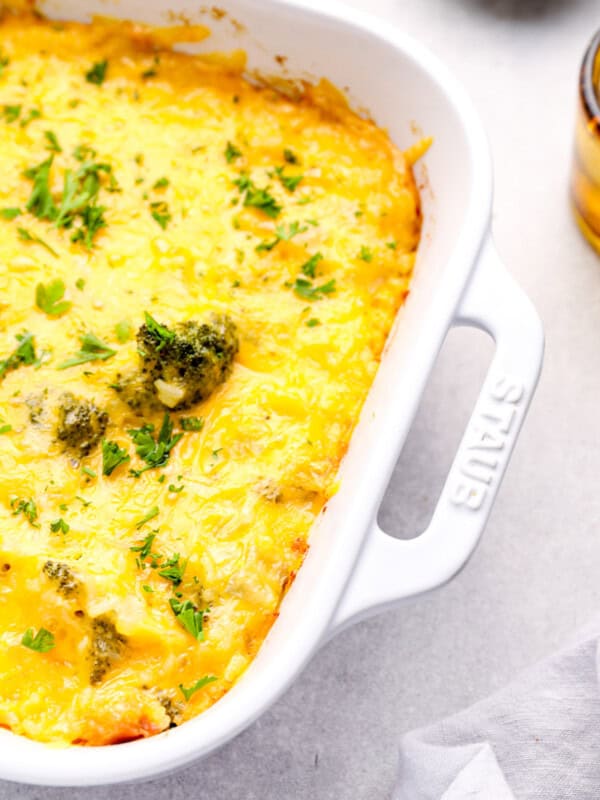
[[3, 0, 599, 797]]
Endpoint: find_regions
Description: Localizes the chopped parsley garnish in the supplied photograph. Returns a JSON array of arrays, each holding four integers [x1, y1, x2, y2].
[[73, 144, 97, 162], [224, 141, 242, 163], [44, 130, 62, 153], [3, 104, 21, 123], [0, 424, 11, 434], [143, 311, 175, 351], [17, 226, 58, 258], [136, 506, 159, 529], [19, 108, 41, 128], [128, 413, 183, 474], [179, 416, 204, 432], [275, 166, 303, 192], [233, 174, 281, 218], [169, 598, 205, 640], [70, 203, 107, 248], [0, 331, 36, 380], [179, 675, 217, 701], [359, 245, 373, 262], [82, 466, 97, 479], [21, 627, 55, 653], [102, 440, 130, 476], [152, 177, 169, 190], [11, 497, 39, 526], [115, 319, 132, 343], [50, 517, 70, 534], [24, 156, 113, 248], [35, 279, 72, 316], [130, 531, 157, 560], [283, 148, 299, 164], [57, 332, 116, 370], [85, 60, 108, 85], [293, 277, 336, 301], [168, 483, 184, 493], [386, 240, 397, 250], [306, 318, 320, 327], [142, 584, 154, 593], [0, 207, 21, 220], [0, 55, 9, 78], [24, 157, 56, 219], [256, 221, 308, 253], [150, 201, 171, 229], [158, 553, 187, 586], [300, 252, 323, 278]]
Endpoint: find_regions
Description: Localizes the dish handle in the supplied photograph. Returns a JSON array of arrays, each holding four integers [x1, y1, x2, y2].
[[329, 238, 544, 634]]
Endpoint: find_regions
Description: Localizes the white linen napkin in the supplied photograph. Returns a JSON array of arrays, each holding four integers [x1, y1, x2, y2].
[[394, 622, 600, 799]]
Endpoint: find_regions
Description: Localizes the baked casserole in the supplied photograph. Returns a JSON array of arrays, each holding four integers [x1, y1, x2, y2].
[[0, 9, 426, 745]]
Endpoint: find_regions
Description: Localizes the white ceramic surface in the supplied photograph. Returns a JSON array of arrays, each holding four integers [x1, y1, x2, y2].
[[0, 0, 543, 786]]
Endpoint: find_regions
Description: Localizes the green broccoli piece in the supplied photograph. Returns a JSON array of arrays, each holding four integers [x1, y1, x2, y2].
[[56, 392, 108, 456], [134, 312, 239, 411], [89, 615, 127, 684], [43, 559, 80, 597]]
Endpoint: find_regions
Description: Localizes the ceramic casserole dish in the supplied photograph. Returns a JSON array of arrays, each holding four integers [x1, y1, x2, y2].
[[0, 0, 544, 786]]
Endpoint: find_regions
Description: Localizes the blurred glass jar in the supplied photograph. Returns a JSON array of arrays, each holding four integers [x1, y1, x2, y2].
[[572, 31, 600, 252]]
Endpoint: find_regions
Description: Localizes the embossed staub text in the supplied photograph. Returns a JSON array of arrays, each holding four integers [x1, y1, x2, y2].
[[449, 374, 525, 511]]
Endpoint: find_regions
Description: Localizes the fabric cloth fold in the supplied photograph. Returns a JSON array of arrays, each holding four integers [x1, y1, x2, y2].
[[394, 627, 600, 799]]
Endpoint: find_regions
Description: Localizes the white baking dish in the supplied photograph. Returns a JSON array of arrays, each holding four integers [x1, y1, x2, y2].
[[0, 0, 544, 786]]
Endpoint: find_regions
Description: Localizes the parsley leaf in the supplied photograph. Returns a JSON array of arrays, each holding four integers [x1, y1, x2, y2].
[[0, 331, 36, 379], [128, 412, 183, 473], [169, 598, 205, 640], [300, 252, 323, 278], [21, 627, 55, 653], [3, 104, 21, 123], [102, 440, 130, 476], [85, 60, 108, 85], [44, 130, 62, 153], [50, 517, 70, 534], [152, 177, 169, 190], [24, 156, 57, 220], [158, 553, 187, 586], [0, 207, 21, 220], [0, 424, 11, 434], [130, 531, 157, 560], [135, 506, 159, 529], [233, 174, 281, 218], [35, 279, 72, 316], [224, 141, 242, 163], [275, 166, 303, 192], [359, 245, 373, 262], [179, 675, 217, 701], [150, 200, 171, 229], [306, 318, 320, 327], [20, 108, 41, 127], [11, 497, 39, 526], [293, 277, 336, 301], [256, 221, 308, 253], [57, 332, 116, 370], [17, 226, 58, 258]]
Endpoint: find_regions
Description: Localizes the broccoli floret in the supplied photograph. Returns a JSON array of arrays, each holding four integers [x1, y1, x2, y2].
[[89, 615, 127, 684], [134, 313, 239, 411], [56, 392, 108, 456], [43, 559, 80, 597], [151, 689, 184, 727]]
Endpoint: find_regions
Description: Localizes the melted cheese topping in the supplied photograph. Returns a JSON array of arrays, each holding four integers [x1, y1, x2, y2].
[[0, 12, 424, 745]]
